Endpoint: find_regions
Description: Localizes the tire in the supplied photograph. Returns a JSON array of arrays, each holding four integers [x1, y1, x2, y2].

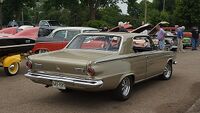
[[160, 62, 172, 80], [4, 62, 20, 76], [58, 89, 73, 93], [113, 76, 133, 101], [36, 49, 48, 54]]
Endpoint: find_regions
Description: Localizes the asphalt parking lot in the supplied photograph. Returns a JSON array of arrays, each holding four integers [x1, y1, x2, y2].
[[0, 48, 200, 113]]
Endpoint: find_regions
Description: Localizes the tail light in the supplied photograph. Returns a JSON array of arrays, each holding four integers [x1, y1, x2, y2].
[[86, 64, 95, 76], [26, 60, 32, 69]]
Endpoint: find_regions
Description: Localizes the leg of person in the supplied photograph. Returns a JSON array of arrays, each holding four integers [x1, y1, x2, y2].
[[180, 38, 185, 52], [192, 38, 195, 50], [195, 38, 198, 50], [160, 40, 165, 50], [177, 38, 181, 52]]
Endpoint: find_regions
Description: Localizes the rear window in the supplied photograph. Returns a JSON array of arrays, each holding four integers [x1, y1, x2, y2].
[[66, 30, 81, 41], [67, 35, 121, 51], [48, 21, 61, 26]]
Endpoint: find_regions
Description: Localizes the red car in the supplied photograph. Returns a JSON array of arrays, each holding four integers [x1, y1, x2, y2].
[[7, 27, 39, 39], [0, 27, 18, 36], [32, 27, 99, 53], [1, 26, 54, 39]]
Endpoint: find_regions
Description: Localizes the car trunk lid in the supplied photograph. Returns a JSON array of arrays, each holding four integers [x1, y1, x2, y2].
[[29, 49, 114, 76]]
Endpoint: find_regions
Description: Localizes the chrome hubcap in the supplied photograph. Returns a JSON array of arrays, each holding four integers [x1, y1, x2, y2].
[[39, 49, 47, 53], [8, 63, 19, 75], [121, 77, 131, 96], [164, 64, 172, 78]]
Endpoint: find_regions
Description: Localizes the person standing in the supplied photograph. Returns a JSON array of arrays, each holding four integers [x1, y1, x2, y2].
[[175, 25, 185, 52], [191, 26, 199, 50], [156, 24, 166, 50]]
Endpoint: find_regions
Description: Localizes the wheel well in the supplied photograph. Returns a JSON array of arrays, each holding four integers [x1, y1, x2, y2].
[[127, 75, 135, 84], [35, 49, 49, 54], [168, 59, 173, 65]]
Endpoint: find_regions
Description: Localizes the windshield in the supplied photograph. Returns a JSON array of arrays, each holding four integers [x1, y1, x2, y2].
[[67, 35, 121, 51]]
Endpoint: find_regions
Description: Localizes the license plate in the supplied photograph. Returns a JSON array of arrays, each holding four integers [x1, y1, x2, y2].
[[52, 81, 66, 89]]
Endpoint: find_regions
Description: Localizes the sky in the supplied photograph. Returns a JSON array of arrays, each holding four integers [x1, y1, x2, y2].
[[118, 0, 153, 15]]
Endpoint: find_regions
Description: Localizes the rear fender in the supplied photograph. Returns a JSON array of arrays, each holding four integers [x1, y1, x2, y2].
[[3, 55, 21, 67], [118, 73, 135, 85]]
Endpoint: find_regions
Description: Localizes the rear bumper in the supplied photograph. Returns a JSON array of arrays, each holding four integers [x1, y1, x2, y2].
[[25, 72, 103, 90]]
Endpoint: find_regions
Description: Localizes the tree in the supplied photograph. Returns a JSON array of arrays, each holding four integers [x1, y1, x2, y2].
[[98, 5, 122, 27], [2, 0, 36, 25], [127, 0, 141, 19], [174, 0, 200, 28], [153, 0, 175, 13], [80, 0, 120, 20]]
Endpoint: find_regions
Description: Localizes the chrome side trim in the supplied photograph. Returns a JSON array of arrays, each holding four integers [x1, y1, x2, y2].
[[135, 73, 163, 84], [25, 72, 103, 88], [0, 44, 34, 49]]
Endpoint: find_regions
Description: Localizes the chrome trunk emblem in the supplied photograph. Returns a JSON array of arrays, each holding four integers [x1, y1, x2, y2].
[[56, 66, 61, 71]]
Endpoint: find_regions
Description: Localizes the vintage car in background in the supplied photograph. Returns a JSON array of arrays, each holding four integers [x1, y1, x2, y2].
[[150, 32, 178, 51], [17, 25, 34, 32], [39, 20, 61, 27], [0, 26, 57, 40], [183, 32, 192, 48], [25, 32, 176, 101], [0, 37, 35, 76], [131, 22, 178, 51], [0, 27, 18, 36], [32, 27, 99, 54], [0, 25, 34, 37], [4, 27, 39, 39]]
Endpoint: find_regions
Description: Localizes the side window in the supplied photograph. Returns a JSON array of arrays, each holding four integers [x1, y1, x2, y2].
[[132, 36, 153, 53], [53, 30, 66, 39], [66, 30, 81, 41]]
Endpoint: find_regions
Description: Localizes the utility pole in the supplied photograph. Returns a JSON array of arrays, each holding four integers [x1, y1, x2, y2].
[[144, 0, 147, 23], [22, 8, 24, 23], [0, 0, 4, 28], [163, 0, 166, 12]]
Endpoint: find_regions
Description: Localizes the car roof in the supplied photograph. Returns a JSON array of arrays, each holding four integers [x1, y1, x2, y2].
[[80, 32, 146, 39], [54, 27, 99, 31]]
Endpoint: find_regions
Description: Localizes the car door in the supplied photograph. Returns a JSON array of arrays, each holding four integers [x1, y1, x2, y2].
[[146, 51, 166, 77], [130, 37, 148, 80], [132, 35, 163, 79], [143, 36, 166, 77], [129, 52, 148, 81]]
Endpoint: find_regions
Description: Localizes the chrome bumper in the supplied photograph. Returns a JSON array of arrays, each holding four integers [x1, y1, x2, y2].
[[25, 72, 103, 89]]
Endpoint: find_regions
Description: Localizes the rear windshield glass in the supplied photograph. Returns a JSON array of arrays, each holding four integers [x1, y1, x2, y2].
[[48, 21, 60, 26], [67, 35, 121, 51]]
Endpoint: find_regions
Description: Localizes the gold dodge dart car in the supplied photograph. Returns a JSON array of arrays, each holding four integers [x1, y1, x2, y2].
[[25, 32, 176, 101]]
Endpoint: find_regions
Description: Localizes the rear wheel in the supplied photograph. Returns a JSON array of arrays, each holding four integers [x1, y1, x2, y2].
[[36, 49, 48, 54], [160, 62, 172, 80], [58, 89, 73, 93], [4, 62, 20, 76], [113, 76, 133, 101]]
